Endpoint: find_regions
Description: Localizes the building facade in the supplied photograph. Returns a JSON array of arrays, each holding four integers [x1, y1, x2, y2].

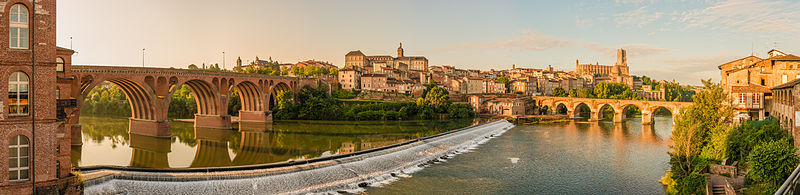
[[0, 0, 77, 193], [575, 49, 635, 87], [344, 43, 428, 72]]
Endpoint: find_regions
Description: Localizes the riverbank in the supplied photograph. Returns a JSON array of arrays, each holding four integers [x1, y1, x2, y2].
[[80, 119, 514, 194], [507, 115, 570, 125]]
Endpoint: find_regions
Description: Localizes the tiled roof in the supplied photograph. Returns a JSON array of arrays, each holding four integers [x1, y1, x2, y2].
[[346, 50, 365, 56], [772, 54, 800, 61], [731, 84, 771, 93]]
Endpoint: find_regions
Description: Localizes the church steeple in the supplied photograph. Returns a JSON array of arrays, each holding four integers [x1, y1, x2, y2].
[[397, 42, 404, 57]]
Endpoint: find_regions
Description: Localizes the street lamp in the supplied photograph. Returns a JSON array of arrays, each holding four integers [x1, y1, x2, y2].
[[223, 51, 226, 70], [142, 48, 146, 67]]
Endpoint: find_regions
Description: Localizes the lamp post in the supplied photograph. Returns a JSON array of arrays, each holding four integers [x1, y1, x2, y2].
[[223, 51, 226, 70], [142, 48, 146, 67], [30, 0, 37, 192]]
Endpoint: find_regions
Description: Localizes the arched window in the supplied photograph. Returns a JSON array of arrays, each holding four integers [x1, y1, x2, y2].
[[9, 135, 30, 181], [56, 58, 65, 72], [9, 4, 29, 49], [8, 72, 29, 116]]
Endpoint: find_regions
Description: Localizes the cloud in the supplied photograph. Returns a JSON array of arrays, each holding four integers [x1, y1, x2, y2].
[[575, 15, 595, 27], [441, 30, 572, 51], [614, 6, 663, 27], [584, 43, 671, 58], [678, 0, 800, 33]]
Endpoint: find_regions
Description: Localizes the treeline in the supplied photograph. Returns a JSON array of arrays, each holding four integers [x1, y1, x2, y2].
[[640, 75, 695, 102], [662, 79, 797, 194], [81, 83, 132, 117], [273, 83, 475, 121], [552, 82, 644, 100]]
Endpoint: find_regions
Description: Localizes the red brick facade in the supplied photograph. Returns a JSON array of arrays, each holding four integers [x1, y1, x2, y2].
[[0, 0, 78, 193]]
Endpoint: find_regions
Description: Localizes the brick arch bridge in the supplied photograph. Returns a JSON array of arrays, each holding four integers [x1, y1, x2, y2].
[[63, 66, 323, 140], [532, 96, 692, 125]]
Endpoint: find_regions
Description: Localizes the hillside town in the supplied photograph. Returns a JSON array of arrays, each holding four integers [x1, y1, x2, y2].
[[229, 43, 689, 117]]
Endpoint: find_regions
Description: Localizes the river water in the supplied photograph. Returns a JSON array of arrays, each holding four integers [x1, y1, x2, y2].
[[368, 116, 673, 194], [72, 116, 475, 168], [74, 115, 672, 194]]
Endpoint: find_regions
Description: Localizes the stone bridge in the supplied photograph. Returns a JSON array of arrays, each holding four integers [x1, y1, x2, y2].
[[62, 65, 323, 141], [531, 96, 692, 125]]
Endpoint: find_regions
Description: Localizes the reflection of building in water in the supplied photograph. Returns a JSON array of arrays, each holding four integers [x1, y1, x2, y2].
[[129, 134, 171, 168], [191, 127, 233, 168], [360, 140, 407, 150], [338, 142, 356, 154]]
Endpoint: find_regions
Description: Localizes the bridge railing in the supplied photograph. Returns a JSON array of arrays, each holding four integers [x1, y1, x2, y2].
[[775, 163, 800, 195]]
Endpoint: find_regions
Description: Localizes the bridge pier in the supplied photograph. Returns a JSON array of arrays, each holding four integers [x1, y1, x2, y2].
[[613, 111, 624, 123], [239, 110, 273, 123], [129, 118, 172, 137], [589, 111, 600, 121], [194, 114, 232, 129], [641, 113, 654, 125]]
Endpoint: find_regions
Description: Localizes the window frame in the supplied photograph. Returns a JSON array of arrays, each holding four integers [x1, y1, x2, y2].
[[8, 71, 30, 117], [56, 57, 65, 72], [9, 135, 30, 182], [9, 4, 29, 50]]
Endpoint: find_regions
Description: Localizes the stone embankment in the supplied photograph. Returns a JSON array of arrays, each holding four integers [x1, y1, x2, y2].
[[80, 120, 515, 194]]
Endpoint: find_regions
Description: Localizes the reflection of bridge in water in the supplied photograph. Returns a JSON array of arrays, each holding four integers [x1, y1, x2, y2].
[[121, 122, 410, 168]]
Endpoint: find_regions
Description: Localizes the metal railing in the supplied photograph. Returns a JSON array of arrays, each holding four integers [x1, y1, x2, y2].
[[775, 164, 800, 195]]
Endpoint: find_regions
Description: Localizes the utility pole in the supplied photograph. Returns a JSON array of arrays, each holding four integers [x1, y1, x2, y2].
[[142, 48, 146, 67], [30, 0, 37, 193]]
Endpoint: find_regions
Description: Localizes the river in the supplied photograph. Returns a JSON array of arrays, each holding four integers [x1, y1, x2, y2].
[[72, 116, 475, 168], [74, 115, 672, 194], [368, 116, 673, 194]]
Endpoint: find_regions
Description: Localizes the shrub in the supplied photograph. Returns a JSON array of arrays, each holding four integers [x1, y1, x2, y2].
[[747, 140, 799, 186], [357, 110, 384, 120], [383, 111, 403, 120]]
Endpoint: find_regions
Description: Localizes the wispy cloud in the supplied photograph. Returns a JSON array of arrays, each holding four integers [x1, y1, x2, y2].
[[614, 6, 663, 27], [678, 0, 800, 33], [616, 0, 656, 5], [636, 55, 740, 84], [441, 30, 572, 51], [584, 43, 671, 58]]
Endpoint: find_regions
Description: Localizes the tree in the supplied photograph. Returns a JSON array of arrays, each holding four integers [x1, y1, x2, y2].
[[188, 64, 199, 69], [666, 79, 733, 193], [747, 140, 800, 186], [421, 81, 439, 98], [423, 86, 450, 111], [553, 87, 567, 97], [329, 68, 339, 76]]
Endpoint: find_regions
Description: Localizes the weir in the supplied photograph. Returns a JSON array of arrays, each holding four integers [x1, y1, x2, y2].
[[80, 120, 515, 194]]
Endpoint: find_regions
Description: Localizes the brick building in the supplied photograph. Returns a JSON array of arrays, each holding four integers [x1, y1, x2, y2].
[[770, 79, 800, 146], [344, 43, 428, 72], [575, 48, 635, 87], [338, 68, 361, 90], [0, 0, 78, 193]]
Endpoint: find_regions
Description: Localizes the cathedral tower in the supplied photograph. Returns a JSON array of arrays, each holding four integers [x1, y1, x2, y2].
[[397, 42, 404, 57]]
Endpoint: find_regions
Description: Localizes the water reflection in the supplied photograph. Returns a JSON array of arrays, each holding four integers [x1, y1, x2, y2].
[[73, 116, 474, 168], [369, 116, 674, 194]]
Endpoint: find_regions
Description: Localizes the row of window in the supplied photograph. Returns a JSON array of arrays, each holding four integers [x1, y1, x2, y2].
[[738, 93, 761, 105]]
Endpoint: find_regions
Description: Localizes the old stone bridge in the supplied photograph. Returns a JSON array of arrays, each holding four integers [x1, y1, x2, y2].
[[61, 65, 324, 142], [531, 96, 692, 125]]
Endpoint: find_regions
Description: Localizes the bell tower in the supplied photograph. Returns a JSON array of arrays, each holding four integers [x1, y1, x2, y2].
[[397, 42, 404, 57]]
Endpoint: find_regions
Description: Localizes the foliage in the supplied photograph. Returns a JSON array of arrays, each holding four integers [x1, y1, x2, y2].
[[666, 79, 732, 192], [272, 84, 473, 121], [168, 85, 197, 119], [593, 82, 643, 100], [421, 81, 439, 98], [726, 117, 792, 163], [674, 173, 707, 195], [747, 140, 800, 186], [496, 76, 510, 93], [568, 88, 594, 98], [81, 82, 132, 117], [553, 87, 567, 97], [333, 89, 357, 99]]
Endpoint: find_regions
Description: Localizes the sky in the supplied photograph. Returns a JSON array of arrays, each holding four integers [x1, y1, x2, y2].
[[56, 0, 800, 85]]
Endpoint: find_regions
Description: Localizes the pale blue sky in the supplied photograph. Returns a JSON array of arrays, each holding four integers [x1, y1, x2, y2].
[[56, 0, 800, 85]]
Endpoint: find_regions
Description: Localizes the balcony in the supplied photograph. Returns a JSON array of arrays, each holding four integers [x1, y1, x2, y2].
[[56, 99, 77, 120]]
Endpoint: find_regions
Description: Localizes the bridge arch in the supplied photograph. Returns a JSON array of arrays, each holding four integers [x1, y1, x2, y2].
[[268, 82, 293, 110], [573, 102, 592, 119], [555, 102, 568, 115], [79, 77, 157, 121], [597, 104, 615, 121]]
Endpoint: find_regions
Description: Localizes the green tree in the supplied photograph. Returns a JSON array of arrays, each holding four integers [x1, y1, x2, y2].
[[329, 68, 339, 76], [188, 64, 199, 70], [553, 87, 567, 97], [422, 86, 450, 111], [747, 140, 800, 187]]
